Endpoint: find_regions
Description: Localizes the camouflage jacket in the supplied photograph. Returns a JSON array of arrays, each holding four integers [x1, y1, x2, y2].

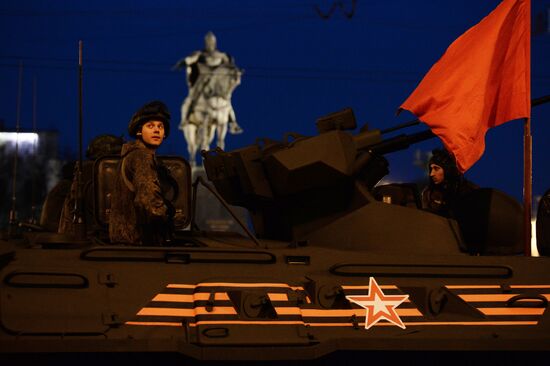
[[421, 178, 479, 218], [109, 140, 174, 245]]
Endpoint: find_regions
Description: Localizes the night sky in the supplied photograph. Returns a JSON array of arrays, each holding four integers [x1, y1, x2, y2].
[[1, 0, 549, 203]]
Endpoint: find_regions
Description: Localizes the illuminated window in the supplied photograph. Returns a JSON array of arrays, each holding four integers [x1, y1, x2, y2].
[[0, 132, 39, 154]]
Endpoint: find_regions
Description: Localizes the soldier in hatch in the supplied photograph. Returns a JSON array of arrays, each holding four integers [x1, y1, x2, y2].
[[421, 148, 478, 218], [108, 101, 178, 246]]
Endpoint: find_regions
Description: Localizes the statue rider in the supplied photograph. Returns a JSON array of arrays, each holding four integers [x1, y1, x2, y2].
[[172, 31, 243, 166]]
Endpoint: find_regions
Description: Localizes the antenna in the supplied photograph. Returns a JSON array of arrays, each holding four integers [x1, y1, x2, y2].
[[79, 41, 84, 179], [8, 61, 23, 238], [28, 76, 38, 225], [72, 40, 86, 239]]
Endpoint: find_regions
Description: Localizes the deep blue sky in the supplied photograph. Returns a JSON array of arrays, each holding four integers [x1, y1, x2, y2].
[[1, 0, 549, 203]]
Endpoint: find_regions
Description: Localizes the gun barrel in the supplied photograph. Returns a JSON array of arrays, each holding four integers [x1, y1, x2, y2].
[[533, 95, 550, 107], [366, 95, 549, 156], [368, 129, 435, 155]]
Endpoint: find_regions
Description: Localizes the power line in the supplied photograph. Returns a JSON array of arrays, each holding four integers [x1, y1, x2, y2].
[[1, 59, 549, 84], [0, 1, 490, 44], [0, 56, 422, 80], [0, 2, 314, 18], [0, 54, 424, 74], [0, 14, 319, 43]]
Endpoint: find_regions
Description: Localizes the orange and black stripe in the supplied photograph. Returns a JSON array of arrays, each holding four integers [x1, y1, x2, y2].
[[126, 282, 549, 328]]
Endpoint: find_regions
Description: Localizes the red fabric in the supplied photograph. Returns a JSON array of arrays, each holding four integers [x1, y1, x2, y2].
[[400, 0, 530, 172]]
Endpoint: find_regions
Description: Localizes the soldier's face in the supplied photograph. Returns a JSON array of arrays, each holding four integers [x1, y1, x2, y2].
[[429, 163, 445, 185], [140, 120, 165, 147]]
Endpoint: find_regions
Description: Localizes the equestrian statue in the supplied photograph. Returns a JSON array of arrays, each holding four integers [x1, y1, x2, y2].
[[173, 31, 243, 167]]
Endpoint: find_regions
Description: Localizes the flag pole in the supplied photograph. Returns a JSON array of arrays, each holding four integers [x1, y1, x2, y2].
[[523, 117, 532, 256]]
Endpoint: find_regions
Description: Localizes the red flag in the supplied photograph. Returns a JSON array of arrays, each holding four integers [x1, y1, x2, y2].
[[399, 0, 530, 172]]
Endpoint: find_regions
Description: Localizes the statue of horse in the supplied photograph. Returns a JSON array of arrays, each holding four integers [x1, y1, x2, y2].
[[179, 62, 243, 168]]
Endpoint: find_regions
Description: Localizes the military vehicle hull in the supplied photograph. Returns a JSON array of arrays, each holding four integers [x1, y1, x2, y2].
[[3, 101, 550, 363], [2, 231, 549, 362]]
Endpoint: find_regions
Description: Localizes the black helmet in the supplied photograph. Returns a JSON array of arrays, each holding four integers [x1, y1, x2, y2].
[[86, 134, 125, 160], [128, 100, 171, 138], [428, 148, 460, 181]]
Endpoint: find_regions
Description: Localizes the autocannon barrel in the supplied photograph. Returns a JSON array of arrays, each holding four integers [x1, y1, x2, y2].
[[367, 129, 435, 155]]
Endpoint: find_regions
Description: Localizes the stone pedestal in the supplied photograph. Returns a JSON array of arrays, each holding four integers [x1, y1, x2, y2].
[[191, 166, 250, 235]]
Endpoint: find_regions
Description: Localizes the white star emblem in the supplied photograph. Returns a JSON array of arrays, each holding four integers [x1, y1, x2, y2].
[[346, 277, 409, 329]]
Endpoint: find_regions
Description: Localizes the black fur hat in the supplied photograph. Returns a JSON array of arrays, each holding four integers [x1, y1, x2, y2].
[[128, 100, 171, 138], [429, 148, 460, 180]]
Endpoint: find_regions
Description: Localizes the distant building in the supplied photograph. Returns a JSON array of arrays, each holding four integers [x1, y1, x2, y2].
[[0, 128, 61, 228]]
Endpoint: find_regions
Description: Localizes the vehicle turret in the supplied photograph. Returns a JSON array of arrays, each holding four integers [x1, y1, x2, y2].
[[202, 108, 474, 256]]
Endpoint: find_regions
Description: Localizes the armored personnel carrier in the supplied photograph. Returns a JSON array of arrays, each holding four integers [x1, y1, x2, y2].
[[1, 106, 549, 364]]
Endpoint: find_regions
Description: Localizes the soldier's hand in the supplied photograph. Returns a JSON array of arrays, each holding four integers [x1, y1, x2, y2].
[[173, 210, 187, 227]]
